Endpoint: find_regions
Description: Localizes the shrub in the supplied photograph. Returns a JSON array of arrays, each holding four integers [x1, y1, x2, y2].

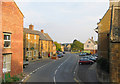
[[11, 76, 19, 82]]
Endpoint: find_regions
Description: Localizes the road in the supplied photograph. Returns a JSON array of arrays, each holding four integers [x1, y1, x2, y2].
[[25, 53, 78, 83], [23, 53, 99, 83]]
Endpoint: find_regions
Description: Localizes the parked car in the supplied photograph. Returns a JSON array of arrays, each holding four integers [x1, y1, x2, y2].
[[88, 56, 97, 62], [82, 56, 97, 62], [23, 60, 29, 68], [79, 53, 87, 56], [63, 51, 65, 54], [57, 53, 63, 58], [78, 58, 94, 65]]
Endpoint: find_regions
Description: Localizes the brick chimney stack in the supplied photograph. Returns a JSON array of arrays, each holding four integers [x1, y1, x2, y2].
[[29, 24, 34, 30], [41, 30, 44, 33]]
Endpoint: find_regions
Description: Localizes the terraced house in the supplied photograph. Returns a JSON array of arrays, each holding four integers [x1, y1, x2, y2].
[[24, 25, 53, 61], [24, 25, 39, 61], [1, 0, 23, 77]]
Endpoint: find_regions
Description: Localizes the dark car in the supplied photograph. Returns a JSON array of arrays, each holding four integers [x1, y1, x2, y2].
[[57, 53, 63, 58], [78, 58, 94, 65], [79, 53, 86, 56], [63, 51, 65, 54], [88, 56, 97, 62], [23, 60, 29, 68]]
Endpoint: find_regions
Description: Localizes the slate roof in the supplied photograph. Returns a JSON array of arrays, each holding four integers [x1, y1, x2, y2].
[[24, 28, 52, 41], [44, 33, 53, 41], [89, 39, 97, 45]]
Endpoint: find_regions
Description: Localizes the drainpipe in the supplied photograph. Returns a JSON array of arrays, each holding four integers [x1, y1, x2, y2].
[[109, 5, 113, 82]]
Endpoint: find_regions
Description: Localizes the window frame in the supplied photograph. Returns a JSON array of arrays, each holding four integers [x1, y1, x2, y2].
[[3, 54, 11, 73], [34, 50, 37, 56], [34, 35, 36, 40], [4, 33, 11, 48], [28, 34, 30, 39]]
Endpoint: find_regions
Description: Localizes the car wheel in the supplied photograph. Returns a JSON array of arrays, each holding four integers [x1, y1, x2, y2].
[[79, 63, 82, 65], [90, 62, 93, 65]]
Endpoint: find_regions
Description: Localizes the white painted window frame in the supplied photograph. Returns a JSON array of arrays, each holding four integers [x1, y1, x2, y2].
[[4, 33, 11, 48], [28, 34, 30, 39], [3, 54, 11, 72]]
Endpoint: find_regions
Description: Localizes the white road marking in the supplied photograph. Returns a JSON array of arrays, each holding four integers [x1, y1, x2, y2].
[[21, 60, 56, 82], [53, 56, 71, 83]]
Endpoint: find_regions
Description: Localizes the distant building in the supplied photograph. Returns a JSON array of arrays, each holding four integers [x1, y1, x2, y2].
[[84, 37, 97, 54], [53, 44, 56, 55], [62, 43, 71, 51], [61, 45, 64, 52], [2, 0, 24, 77], [24, 25, 53, 61]]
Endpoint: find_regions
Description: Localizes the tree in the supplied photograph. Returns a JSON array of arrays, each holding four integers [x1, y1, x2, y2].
[[71, 39, 84, 52], [54, 42, 62, 51]]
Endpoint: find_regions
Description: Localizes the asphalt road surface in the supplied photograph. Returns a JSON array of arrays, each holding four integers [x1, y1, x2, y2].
[[26, 53, 78, 83], [24, 53, 99, 84]]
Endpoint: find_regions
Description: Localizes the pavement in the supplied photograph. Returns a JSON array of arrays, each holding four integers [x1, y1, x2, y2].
[[22, 53, 100, 84], [76, 55, 101, 84]]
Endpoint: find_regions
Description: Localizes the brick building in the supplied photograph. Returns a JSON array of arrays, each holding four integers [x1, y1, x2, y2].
[[2, 0, 23, 77], [95, 0, 120, 83]]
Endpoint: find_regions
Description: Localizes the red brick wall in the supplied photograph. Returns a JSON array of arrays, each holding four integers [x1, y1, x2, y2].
[[0, 1, 3, 79], [2, 1, 23, 76]]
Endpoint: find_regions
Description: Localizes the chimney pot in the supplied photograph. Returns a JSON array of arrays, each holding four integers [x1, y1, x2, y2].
[[41, 30, 44, 33], [29, 24, 34, 30], [91, 37, 93, 40]]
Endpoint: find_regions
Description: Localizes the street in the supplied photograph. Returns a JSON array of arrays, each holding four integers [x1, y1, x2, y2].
[[23, 53, 99, 83]]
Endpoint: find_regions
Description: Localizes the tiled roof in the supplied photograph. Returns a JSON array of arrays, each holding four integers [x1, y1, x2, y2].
[[44, 33, 53, 41], [90, 39, 97, 45], [24, 28, 49, 40]]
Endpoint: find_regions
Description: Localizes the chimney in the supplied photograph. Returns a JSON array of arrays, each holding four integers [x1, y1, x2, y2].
[[41, 30, 44, 33], [91, 37, 93, 40], [29, 24, 34, 30]]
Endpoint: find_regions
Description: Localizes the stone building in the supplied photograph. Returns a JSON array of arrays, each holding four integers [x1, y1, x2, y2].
[[95, 0, 120, 83], [53, 44, 56, 55], [24, 25, 39, 61], [1, 0, 24, 77], [24, 25, 53, 61]]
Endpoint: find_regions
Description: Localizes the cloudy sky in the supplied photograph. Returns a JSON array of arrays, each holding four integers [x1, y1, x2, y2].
[[14, 0, 109, 43]]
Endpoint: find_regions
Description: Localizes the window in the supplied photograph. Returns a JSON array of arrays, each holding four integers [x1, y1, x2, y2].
[[34, 50, 37, 56], [87, 45, 89, 47], [3, 54, 11, 72], [34, 43, 36, 48], [4, 33, 11, 48], [28, 34, 30, 39], [28, 42, 30, 48], [34, 35, 36, 40], [27, 51, 32, 57], [88, 41, 91, 43]]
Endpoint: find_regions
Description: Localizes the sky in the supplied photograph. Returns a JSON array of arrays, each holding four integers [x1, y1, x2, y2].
[[14, 0, 109, 43]]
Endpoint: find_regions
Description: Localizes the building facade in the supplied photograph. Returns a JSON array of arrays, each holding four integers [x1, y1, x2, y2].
[[53, 44, 56, 55], [95, 0, 120, 83], [24, 25, 53, 61], [84, 37, 97, 54], [24, 25, 39, 61], [2, 0, 23, 77]]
